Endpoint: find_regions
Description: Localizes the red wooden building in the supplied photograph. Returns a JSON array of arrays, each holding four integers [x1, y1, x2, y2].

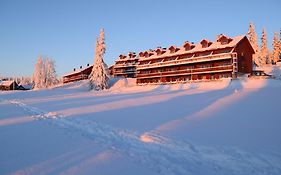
[[62, 64, 114, 84], [0, 80, 18, 91], [113, 52, 139, 78], [62, 64, 93, 84], [134, 34, 254, 84]]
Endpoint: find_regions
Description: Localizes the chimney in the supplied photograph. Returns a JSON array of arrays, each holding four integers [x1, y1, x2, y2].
[[74, 68, 76, 71], [80, 66, 82, 69], [87, 63, 89, 67]]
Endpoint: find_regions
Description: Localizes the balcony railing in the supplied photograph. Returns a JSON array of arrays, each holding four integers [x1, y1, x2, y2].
[[137, 65, 233, 78], [114, 70, 136, 74], [63, 74, 89, 83], [114, 63, 137, 68], [137, 53, 236, 70]]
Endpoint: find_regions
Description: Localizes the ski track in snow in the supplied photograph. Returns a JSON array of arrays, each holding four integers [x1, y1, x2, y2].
[[7, 99, 281, 175]]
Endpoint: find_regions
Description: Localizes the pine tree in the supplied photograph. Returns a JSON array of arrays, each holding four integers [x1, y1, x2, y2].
[[247, 22, 260, 66], [45, 57, 51, 87], [89, 29, 110, 91], [279, 29, 281, 60], [260, 28, 269, 65], [268, 51, 274, 65], [272, 32, 280, 63]]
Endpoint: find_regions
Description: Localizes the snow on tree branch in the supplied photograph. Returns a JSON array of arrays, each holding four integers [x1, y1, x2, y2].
[[33, 56, 58, 89], [89, 28, 110, 91]]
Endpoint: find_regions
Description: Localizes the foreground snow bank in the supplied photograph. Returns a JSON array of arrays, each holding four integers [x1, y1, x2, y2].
[[1, 78, 281, 175]]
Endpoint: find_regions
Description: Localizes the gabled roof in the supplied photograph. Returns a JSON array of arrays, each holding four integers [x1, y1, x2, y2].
[[128, 52, 136, 58], [119, 54, 127, 59], [138, 35, 246, 61], [63, 65, 93, 77], [216, 34, 233, 44], [143, 50, 155, 57], [183, 41, 195, 50], [168, 45, 180, 51], [0, 80, 15, 86], [155, 47, 166, 55], [200, 39, 212, 48], [115, 51, 139, 62]]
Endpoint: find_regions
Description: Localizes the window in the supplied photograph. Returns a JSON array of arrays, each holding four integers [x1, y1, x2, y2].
[[145, 52, 149, 58], [200, 39, 211, 48], [216, 34, 233, 45], [183, 41, 194, 51]]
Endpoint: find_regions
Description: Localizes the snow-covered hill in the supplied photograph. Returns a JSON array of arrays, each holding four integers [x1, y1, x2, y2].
[[1, 77, 281, 175]]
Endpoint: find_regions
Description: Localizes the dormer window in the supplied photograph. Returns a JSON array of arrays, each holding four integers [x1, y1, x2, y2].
[[144, 52, 149, 58], [142, 51, 152, 58], [128, 52, 136, 58], [200, 39, 212, 48], [155, 48, 165, 56], [183, 41, 195, 51], [142, 51, 154, 58], [139, 52, 144, 57], [216, 34, 233, 45], [119, 54, 126, 59], [169, 46, 179, 53], [156, 49, 162, 56]]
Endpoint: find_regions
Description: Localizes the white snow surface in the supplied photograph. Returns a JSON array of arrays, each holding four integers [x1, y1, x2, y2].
[[260, 64, 281, 79], [1, 76, 281, 175]]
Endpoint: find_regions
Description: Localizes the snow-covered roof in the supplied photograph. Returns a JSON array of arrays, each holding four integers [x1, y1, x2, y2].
[[138, 35, 245, 61], [19, 84, 33, 90], [0, 80, 15, 86], [115, 56, 139, 62], [63, 65, 93, 77]]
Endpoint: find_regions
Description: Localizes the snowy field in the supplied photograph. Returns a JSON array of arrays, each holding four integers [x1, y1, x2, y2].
[[1, 68, 281, 175]]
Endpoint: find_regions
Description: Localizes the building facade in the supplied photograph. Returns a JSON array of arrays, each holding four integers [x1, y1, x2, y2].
[[113, 52, 139, 78], [113, 34, 254, 84], [63, 64, 114, 84], [0, 80, 18, 91], [62, 64, 93, 84]]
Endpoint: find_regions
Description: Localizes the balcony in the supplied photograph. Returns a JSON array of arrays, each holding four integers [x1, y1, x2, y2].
[[63, 74, 89, 83], [137, 53, 236, 70], [137, 65, 233, 78], [114, 69, 136, 75], [114, 63, 137, 68]]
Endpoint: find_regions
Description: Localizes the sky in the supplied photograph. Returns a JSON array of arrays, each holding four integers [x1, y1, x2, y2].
[[0, 0, 280, 77]]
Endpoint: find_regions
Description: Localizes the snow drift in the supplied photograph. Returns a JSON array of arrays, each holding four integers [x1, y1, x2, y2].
[[1, 77, 281, 175]]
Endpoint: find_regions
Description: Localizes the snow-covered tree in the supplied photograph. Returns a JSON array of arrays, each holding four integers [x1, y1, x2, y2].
[[45, 57, 58, 87], [33, 56, 45, 89], [247, 22, 260, 66], [33, 56, 58, 89], [20, 77, 32, 85], [268, 51, 274, 65], [260, 28, 269, 65], [89, 29, 110, 91], [272, 32, 280, 63], [279, 29, 281, 60]]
